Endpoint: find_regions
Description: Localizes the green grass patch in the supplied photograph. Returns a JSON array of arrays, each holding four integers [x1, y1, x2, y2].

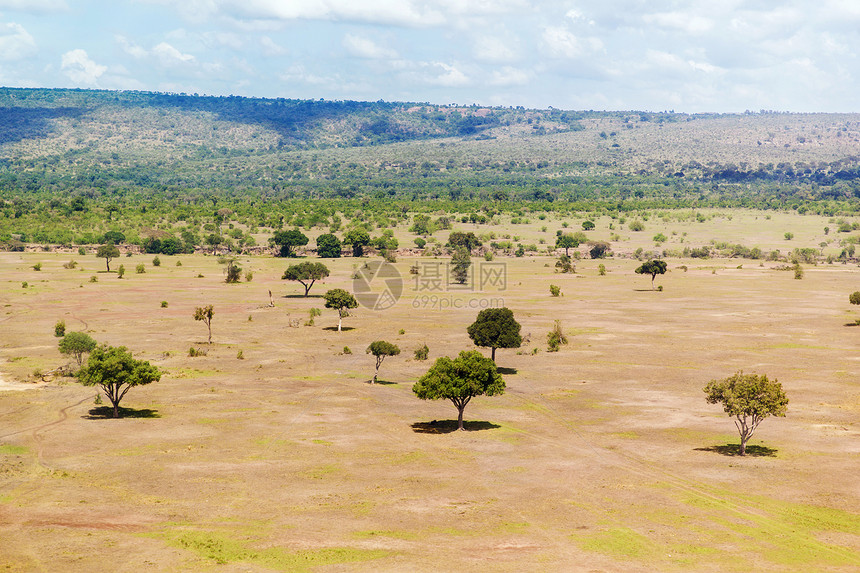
[[0, 444, 28, 455], [577, 527, 658, 560], [353, 529, 420, 541], [155, 528, 388, 570]]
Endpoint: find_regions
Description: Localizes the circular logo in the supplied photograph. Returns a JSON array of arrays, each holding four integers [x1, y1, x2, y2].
[[352, 261, 403, 311]]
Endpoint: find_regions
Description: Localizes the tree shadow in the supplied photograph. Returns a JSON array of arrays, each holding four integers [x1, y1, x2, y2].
[[368, 379, 398, 385], [322, 326, 355, 332], [496, 366, 518, 375], [411, 420, 501, 434], [694, 443, 778, 457], [84, 406, 161, 419], [632, 288, 659, 292], [283, 294, 324, 299], [843, 321, 860, 327]]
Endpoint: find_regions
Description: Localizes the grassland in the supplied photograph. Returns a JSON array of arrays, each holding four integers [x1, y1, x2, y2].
[[1, 209, 858, 571]]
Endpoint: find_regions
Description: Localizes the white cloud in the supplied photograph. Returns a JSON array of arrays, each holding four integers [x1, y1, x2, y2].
[[152, 42, 196, 66], [643, 12, 713, 34], [260, 36, 286, 56], [489, 66, 530, 86], [426, 62, 469, 86], [473, 35, 518, 62], [0, 0, 67, 12], [116, 35, 148, 58], [0, 20, 36, 61], [541, 26, 602, 59], [61, 49, 106, 86], [343, 34, 397, 59]]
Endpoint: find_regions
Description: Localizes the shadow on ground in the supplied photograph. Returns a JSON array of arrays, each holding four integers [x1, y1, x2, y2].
[[284, 294, 324, 299], [322, 326, 356, 332], [496, 366, 518, 375], [84, 406, 161, 419], [368, 379, 398, 385], [695, 443, 778, 457], [411, 420, 501, 434]]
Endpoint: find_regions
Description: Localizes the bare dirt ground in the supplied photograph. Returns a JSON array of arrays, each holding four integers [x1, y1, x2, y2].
[[1, 222, 858, 571]]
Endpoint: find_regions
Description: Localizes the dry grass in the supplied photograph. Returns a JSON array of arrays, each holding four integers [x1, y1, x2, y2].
[[1, 213, 858, 571]]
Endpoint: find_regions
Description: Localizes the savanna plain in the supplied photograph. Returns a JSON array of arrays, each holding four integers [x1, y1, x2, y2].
[[1, 211, 858, 572]]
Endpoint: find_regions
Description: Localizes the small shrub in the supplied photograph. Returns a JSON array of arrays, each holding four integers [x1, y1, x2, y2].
[[547, 320, 568, 352], [54, 320, 66, 337], [343, 346, 352, 355], [794, 264, 804, 279], [152, 256, 161, 266], [136, 263, 145, 274], [188, 347, 207, 357], [196, 273, 204, 278], [484, 251, 494, 261], [784, 232, 794, 241], [550, 284, 561, 297], [89, 275, 97, 283], [63, 260, 77, 269], [94, 393, 103, 405], [598, 263, 606, 275], [176, 260, 182, 266], [236, 350, 244, 360], [117, 264, 125, 278], [398, 328, 405, 335], [78, 247, 86, 255], [21, 281, 27, 288], [414, 344, 429, 360], [629, 220, 645, 232], [244, 270, 254, 282], [850, 291, 860, 305], [160, 301, 168, 308], [32, 262, 41, 271], [657, 285, 664, 291]]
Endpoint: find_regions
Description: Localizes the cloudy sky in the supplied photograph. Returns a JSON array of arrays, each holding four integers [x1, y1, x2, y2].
[[1, 0, 858, 112]]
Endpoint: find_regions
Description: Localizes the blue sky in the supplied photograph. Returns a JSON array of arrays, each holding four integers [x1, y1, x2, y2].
[[1, 0, 858, 112]]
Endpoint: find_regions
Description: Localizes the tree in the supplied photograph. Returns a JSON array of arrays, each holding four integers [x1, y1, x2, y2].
[[324, 289, 358, 332], [77, 345, 161, 418], [343, 228, 371, 257], [224, 259, 242, 283], [282, 261, 330, 296], [271, 229, 308, 257], [96, 243, 120, 272], [451, 248, 471, 284], [412, 350, 505, 431], [194, 305, 214, 344], [59, 331, 97, 366], [103, 230, 125, 244], [850, 291, 860, 305], [582, 220, 595, 231], [448, 231, 482, 251], [589, 241, 611, 259], [316, 233, 342, 258], [467, 307, 522, 362], [635, 259, 667, 289], [205, 233, 222, 255], [366, 340, 400, 383], [704, 371, 788, 455], [556, 231, 587, 256]]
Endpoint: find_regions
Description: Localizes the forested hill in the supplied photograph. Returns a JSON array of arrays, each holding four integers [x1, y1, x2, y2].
[[1, 87, 860, 206]]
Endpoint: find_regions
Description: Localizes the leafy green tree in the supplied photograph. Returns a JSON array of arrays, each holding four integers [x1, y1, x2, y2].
[[343, 228, 371, 257], [324, 289, 358, 331], [704, 371, 788, 456], [448, 231, 482, 251], [467, 307, 522, 362], [412, 350, 505, 430], [224, 259, 242, 283], [59, 331, 97, 366], [589, 241, 611, 259], [451, 248, 471, 284], [205, 233, 222, 255], [582, 220, 595, 231], [103, 230, 125, 244], [556, 231, 587, 256], [77, 345, 161, 418], [96, 243, 120, 272], [194, 305, 214, 344], [849, 291, 860, 305], [635, 259, 667, 289], [316, 233, 342, 258], [282, 261, 330, 296], [271, 229, 309, 257], [409, 214, 435, 236], [366, 340, 400, 383]]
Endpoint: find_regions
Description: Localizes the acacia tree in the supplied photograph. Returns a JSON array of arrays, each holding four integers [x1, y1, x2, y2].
[[271, 229, 309, 257], [323, 289, 358, 332], [77, 345, 161, 418], [96, 243, 120, 272], [412, 350, 505, 430], [556, 232, 587, 256], [850, 291, 860, 305], [343, 228, 371, 257], [448, 231, 482, 251], [704, 371, 788, 456], [467, 307, 522, 362], [366, 340, 400, 383], [59, 331, 97, 366], [451, 248, 471, 284], [316, 233, 342, 258], [635, 259, 667, 289], [282, 261, 330, 296], [194, 305, 214, 344]]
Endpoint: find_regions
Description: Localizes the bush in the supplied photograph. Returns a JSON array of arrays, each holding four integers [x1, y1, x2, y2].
[[628, 220, 645, 231], [89, 276, 97, 283], [188, 347, 207, 357], [850, 291, 860, 305], [343, 346, 352, 355], [547, 320, 568, 352], [414, 344, 429, 360], [152, 256, 161, 267], [244, 270, 253, 282], [598, 263, 606, 276], [33, 262, 41, 271], [21, 281, 27, 288], [78, 247, 86, 255], [224, 260, 242, 283], [63, 260, 77, 269], [117, 265, 125, 278], [794, 264, 804, 280], [237, 350, 244, 360], [136, 263, 145, 274], [550, 284, 561, 297], [160, 301, 168, 308], [54, 320, 66, 337]]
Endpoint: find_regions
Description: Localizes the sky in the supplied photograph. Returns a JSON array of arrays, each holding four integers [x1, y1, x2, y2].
[[0, 0, 858, 112]]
